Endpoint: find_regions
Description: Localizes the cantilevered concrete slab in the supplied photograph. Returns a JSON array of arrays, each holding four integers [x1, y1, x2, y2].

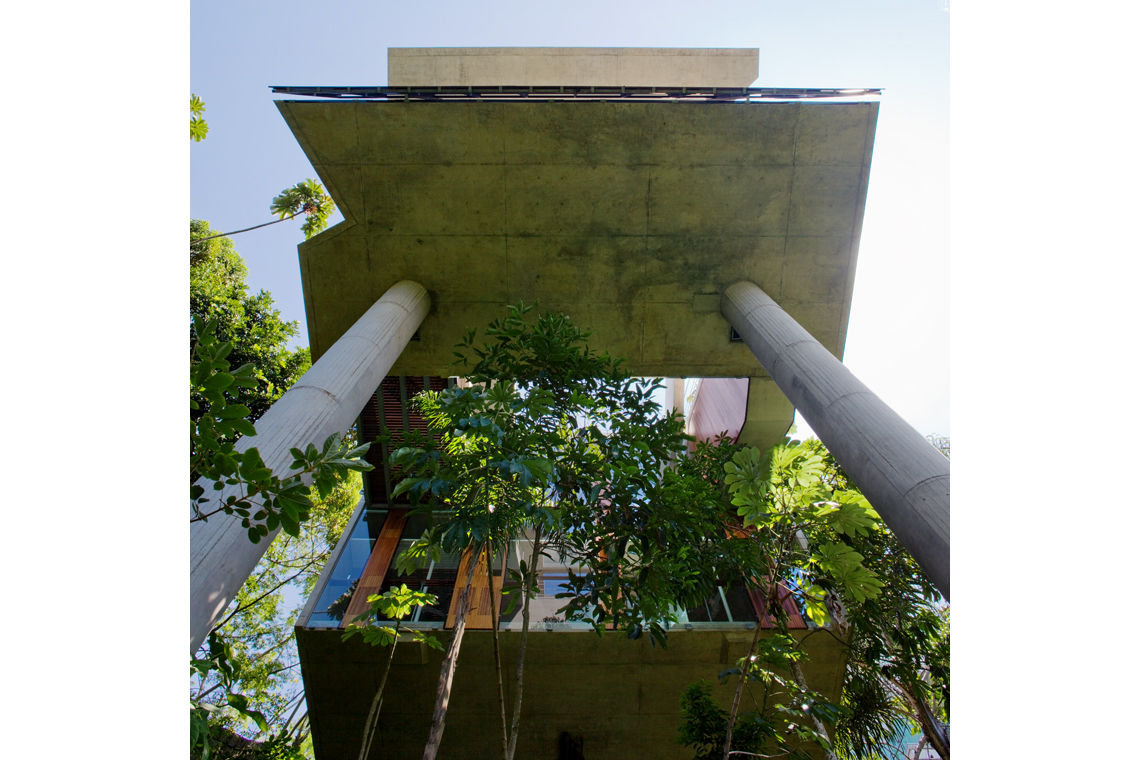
[[278, 98, 876, 386], [389, 47, 759, 87]]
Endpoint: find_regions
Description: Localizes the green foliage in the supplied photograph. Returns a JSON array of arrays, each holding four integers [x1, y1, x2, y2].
[[191, 220, 311, 435], [747, 439, 949, 760], [702, 437, 910, 758], [191, 94, 209, 141], [192, 633, 270, 760], [342, 584, 444, 651], [190, 315, 373, 540], [811, 543, 883, 604], [270, 179, 334, 239], [724, 439, 886, 627], [833, 561, 948, 758], [192, 472, 362, 756], [679, 681, 776, 760], [391, 303, 731, 645]]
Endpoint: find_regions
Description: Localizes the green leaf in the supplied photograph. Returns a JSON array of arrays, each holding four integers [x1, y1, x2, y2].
[[226, 693, 269, 732], [190, 117, 209, 142], [823, 500, 877, 538], [217, 403, 252, 420]]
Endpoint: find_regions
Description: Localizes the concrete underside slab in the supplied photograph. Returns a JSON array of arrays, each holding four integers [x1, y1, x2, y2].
[[297, 627, 847, 760], [278, 100, 876, 383]]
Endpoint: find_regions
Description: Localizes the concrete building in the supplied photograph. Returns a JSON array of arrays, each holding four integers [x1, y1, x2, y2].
[[189, 47, 949, 759]]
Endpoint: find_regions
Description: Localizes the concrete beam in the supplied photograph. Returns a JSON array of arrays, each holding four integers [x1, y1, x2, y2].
[[190, 280, 430, 653], [722, 281, 949, 598]]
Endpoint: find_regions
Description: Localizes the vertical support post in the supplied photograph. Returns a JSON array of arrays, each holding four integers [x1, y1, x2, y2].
[[722, 280, 949, 598], [190, 280, 430, 653]]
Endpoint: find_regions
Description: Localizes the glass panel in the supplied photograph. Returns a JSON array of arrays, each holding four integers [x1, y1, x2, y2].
[[305, 508, 388, 626], [722, 580, 756, 621], [382, 538, 461, 623], [498, 535, 591, 629], [377, 513, 462, 623], [684, 578, 755, 623]]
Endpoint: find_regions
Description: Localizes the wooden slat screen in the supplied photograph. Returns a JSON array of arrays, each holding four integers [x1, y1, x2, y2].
[[359, 376, 451, 507]]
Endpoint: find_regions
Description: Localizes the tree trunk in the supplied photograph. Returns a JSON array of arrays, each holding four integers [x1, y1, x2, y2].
[[422, 547, 481, 760], [896, 677, 949, 759], [723, 616, 764, 760], [358, 621, 401, 760], [487, 542, 509, 760], [787, 656, 838, 760], [506, 525, 543, 760], [769, 586, 837, 760], [191, 212, 300, 245]]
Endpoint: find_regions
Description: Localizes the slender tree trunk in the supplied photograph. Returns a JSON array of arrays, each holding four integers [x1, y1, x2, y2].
[[896, 677, 949, 759], [191, 212, 301, 245], [786, 656, 838, 760], [487, 542, 509, 760], [358, 621, 402, 760], [290, 715, 310, 751], [763, 580, 838, 760], [723, 612, 764, 760], [422, 546, 481, 760], [277, 694, 306, 742], [505, 525, 543, 760]]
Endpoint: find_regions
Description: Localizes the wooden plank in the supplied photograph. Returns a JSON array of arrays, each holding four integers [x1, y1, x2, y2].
[[445, 547, 503, 629], [339, 509, 410, 627]]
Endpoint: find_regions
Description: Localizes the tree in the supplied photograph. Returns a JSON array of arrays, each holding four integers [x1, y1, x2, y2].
[[817, 440, 948, 760], [390, 304, 727, 760], [189, 219, 372, 539], [191, 220, 311, 430], [342, 585, 444, 760], [190, 466, 365, 760], [189, 108, 354, 758], [713, 440, 886, 760], [190, 214, 369, 759], [192, 180, 335, 245], [676, 435, 948, 760]]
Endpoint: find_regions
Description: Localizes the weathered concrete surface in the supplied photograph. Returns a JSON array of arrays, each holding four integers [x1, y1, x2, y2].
[[388, 47, 759, 87], [298, 627, 847, 760], [722, 280, 949, 598], [190, 281, 430, 654], [278, 100, 877, 382]]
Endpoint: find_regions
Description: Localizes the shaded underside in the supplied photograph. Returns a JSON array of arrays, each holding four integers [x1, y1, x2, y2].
[[279, 99, 876, 385]]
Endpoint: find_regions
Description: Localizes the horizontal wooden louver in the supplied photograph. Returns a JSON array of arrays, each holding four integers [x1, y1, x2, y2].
[[359, 376, 451, 507]]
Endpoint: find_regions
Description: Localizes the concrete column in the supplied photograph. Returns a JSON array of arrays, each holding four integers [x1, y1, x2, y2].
[[722, 281, 949, 598], [191, 280, 430, 653]]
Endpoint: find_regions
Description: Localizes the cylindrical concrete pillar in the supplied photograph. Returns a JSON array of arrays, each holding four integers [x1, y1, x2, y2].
[[191, 280, 430, 653], [722, 280, 949, 598]]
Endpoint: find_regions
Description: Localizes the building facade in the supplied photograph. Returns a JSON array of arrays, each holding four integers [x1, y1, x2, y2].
[[189, 47, 949, 759]]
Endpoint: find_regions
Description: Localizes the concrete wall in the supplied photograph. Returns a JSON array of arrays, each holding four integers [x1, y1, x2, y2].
[[299, 627, 846, 760], [388, 47, 759, 87]]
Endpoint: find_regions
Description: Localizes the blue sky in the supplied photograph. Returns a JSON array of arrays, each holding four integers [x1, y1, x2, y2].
[[190, 0, 950, 438]]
